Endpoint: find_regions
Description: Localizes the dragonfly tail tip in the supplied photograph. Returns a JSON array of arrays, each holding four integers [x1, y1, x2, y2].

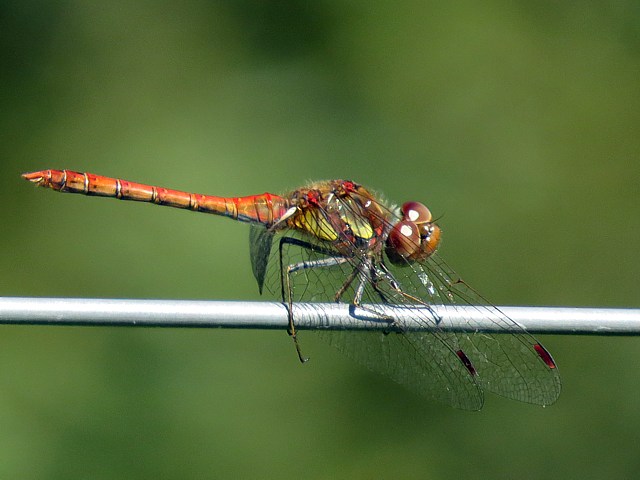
[[22, 171, 46, 185]]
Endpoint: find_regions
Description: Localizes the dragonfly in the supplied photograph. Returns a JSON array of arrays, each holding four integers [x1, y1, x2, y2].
[[23, 169, 561, 410]]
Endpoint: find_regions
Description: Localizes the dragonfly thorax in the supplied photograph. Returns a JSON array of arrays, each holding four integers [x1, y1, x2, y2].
[[385, 201, 441, 265], [287, 180, 386, 247]]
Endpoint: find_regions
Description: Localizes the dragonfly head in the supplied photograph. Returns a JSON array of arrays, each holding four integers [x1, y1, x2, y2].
[[385, 201, 441, 265]]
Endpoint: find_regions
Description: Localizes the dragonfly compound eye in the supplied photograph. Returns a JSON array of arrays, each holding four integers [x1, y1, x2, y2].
[[386, 200, 442, 265], [401, 201, 432, 224], [385, 220, 421, 265]]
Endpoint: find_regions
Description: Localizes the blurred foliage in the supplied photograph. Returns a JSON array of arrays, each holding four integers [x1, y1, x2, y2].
[[1, 1, 639, 478]]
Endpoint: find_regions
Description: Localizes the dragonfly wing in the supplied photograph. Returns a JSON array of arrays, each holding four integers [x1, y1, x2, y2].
[[414, 254, 562, 406], [320, 329, 484, 410], [254, 190, 559, 408], [345, 190, 561, 406], [261, 229, 484, 410], [249, 224, 275, 294]]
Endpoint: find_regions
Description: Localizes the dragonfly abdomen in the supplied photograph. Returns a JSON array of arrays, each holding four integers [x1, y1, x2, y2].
[[23, 169, 290, 226]]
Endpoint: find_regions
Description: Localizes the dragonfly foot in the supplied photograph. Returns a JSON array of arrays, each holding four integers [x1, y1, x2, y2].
[[291, 334, 309, 363]]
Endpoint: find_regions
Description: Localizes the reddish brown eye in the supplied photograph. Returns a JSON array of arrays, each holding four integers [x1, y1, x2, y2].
[[386, 220, 420, 264], [401, 201, 432, 224]]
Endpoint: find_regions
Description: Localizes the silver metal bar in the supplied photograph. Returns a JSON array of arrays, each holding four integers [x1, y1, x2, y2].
[[0, 297, 639, 335]]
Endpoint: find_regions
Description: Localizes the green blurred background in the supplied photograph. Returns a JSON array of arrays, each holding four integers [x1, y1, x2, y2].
[[1, 1, 639, 478]]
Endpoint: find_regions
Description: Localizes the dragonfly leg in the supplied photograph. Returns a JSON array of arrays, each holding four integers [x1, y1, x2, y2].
[[333, 267, 359, 302], [352, 268, 368, 306], [345, 264, 400, 332], [351, 260, 438, 333], [367, 262, 394, 304], [377, 260, 442, 325], [278, 236, 350, 363]]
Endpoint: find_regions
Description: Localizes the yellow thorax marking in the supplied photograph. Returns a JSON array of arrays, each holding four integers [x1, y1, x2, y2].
[[294, 203, 374, 242]]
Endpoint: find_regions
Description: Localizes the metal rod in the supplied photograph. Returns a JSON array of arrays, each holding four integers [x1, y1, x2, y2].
[[0, 297, 639, 335]]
